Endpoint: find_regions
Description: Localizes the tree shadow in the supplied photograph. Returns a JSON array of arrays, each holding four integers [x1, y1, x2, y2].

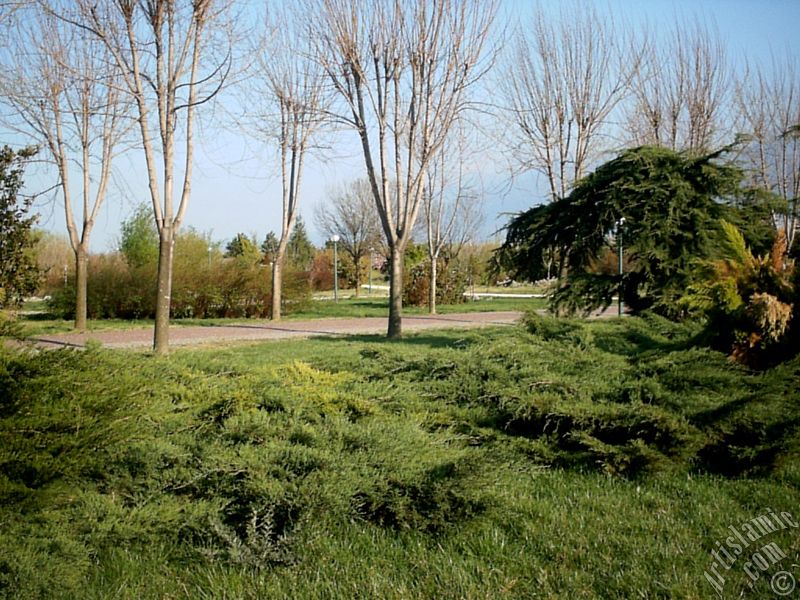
[[588, 317, 705, 358], [18, 311, 63, 322], [308, 331, 479, 350]]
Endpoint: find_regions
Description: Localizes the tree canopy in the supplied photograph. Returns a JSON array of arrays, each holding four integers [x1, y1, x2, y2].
[[119, 203, 159, 269], [0, 146, 39, 308], [287, 217, 315, 271], [495, 145, 746, 316], [261, 232, 280, 264], [224, 233, 260, 263]]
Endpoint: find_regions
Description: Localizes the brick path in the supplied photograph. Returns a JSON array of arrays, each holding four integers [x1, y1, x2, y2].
[[29, 311, 526, 350]]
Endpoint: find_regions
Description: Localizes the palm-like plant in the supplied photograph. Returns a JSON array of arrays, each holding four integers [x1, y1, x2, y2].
[[684, 221, 794, 365]]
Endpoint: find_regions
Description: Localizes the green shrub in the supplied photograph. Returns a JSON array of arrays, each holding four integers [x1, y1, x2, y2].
[[47, 248, 311, 320], [403, 254, 469, 307], [351, 460, 483, 532], [0, 311, 23, 339], [1, 317, 799, 598], [683, 221, 796, 367], [344, 315, 798, 480], [47, 254, 156, 319]]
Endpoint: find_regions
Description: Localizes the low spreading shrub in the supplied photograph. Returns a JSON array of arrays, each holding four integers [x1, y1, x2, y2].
[[1, 315, 798, 598], [339, 313, 799, 480], [0, 343, 482, 596]]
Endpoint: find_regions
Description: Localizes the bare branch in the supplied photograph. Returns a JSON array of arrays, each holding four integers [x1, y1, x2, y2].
[[0, 2, 132, 329], [735, 54, 800, 248], [499, 2, 638, 202], [63, 0, 235, 352], [307, 0, 497, 336], [625, 17, 731, 153], [238, 5, 332, 321]]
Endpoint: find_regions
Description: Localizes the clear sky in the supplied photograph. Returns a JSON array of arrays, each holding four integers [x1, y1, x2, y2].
[[17, 0, 800, 252]]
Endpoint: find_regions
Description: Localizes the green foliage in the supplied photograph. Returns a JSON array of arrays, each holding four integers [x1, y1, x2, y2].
[[224, 233, 260, 263], [49, 229, 311, 320], [119, 203, 158, 269], [0, 311, 23, 339], [461, 243, 499, 287], [1, 318, 799, 598], [286, 217, 315, 271], [496, 145, 746, 317], [309, 250, 334, 291], [683, 221, 796, 367], [333, 250, 355, 289], [261, 231, 280, 263], [48, 252, 157, 319], [33, 231, 73, 296], [0, 146, 40, 308], [727, 187, 787, 256], [402, 244, 468, 306], [0, 341, 478, 596]]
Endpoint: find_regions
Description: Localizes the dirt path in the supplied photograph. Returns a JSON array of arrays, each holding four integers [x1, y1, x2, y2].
[[29, 311, 526, 350]]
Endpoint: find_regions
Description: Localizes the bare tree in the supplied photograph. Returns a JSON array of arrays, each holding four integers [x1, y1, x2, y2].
[[315, 179, 381, 297], [0, 6, 128, 330], [64, 0, 232, 353], [735, 55, 800, 249], [246, 8, 329, 321], [308, 0, 497, 338], [422, 128, 482, 314], [0, 1, 24, 22], [500, 3, 636, 203], [626, 18, 730, 153]]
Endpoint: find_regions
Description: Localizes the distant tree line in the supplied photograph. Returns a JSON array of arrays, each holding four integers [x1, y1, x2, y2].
[[0, 0, 797, 354]]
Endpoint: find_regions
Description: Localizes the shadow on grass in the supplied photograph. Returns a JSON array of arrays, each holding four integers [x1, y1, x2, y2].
[[18, 311, 63, 322], [588, 316, 704, 359], [308, 331, 482, 350]]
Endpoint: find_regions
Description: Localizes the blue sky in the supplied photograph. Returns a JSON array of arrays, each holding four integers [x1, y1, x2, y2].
[[19, 0, 800, 252]]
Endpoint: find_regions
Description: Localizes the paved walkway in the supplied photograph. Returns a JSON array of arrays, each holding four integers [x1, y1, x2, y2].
[[30, 311, 525, 350]]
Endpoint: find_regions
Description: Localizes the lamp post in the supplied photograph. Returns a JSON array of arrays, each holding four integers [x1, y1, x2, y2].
[[616, 217, 626, 317], [332, 235, 340, 302]]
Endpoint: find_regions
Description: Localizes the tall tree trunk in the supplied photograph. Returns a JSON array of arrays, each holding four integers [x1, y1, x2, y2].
[[74, 244, 89, 331], [353, 254, 361, 298], [388, 244, 404, 338], [271, 256, 283, 321], [428, 255, 437, 315], [153, 225, 175, 354], [271, 240, 289, 321]]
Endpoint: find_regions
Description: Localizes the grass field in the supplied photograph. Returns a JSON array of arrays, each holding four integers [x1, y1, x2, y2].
[[16, 295, 545, 336], [1, 313, 798, 598]]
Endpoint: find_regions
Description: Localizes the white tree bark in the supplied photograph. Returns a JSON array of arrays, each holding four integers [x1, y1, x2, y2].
[[0, 6, 128, 330], [246, 7, 329, 321], [308, 0, 497, 337], [68, 0, 232, 353]]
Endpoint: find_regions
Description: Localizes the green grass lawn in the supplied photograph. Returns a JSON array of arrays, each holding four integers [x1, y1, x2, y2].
[[17, 295, 545, 336], [1, 314, 798, 598]]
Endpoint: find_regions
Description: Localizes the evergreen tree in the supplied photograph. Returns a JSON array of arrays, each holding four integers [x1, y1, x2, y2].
[[286, 217, 315, 270], [225, 233, 260, 263], [495, 145, 745, 316], [261, 231, 280, 263], [0, 146, 40, 308]]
